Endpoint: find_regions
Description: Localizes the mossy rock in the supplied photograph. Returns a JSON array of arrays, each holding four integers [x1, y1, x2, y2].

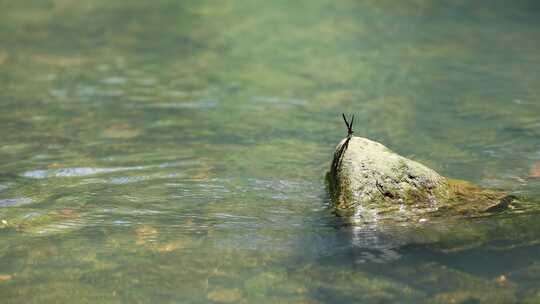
[[327, 136, 517, 221]]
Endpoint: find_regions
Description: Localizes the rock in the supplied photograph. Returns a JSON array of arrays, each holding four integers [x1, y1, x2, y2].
[[0, 274, 13, 282], [530, 162, 540, 177], [327, 136, 514, 220]]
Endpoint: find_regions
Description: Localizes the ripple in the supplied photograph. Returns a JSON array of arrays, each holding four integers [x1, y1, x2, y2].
[[109, 175, 150, 185], [169, 181, 231, 200], [102, 89, 125, 97], [251, 96, 308, 108], [21, 166, 144, 179], [0, 197, 33, 207], [102, 76, 128, 85], [33, 219, 89, 235], [248, 178, 320, 201], [163, 90, 187, 97], [100, 207, 163, 216], [22, 161, 199, 181], [49, 89, 68, 99], [76, 85, 99, 97], [148, 99, 218, 109], [112, 219, 132, 226], [138, 78, 159, 86], [166, 178, 320, 203]]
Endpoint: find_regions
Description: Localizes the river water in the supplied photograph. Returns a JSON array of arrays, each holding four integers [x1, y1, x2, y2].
[[1, 1, 540, 303]]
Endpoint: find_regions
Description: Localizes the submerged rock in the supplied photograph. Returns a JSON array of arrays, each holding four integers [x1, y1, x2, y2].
[[327, 136, 515, 220]]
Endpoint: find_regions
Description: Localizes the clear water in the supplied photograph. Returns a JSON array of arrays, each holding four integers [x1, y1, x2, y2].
[[1, 1, 540, 303]]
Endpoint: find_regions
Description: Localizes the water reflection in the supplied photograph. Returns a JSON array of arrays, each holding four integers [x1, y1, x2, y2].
[[0, 197, 33, 207], [22, 167, 143, 179]]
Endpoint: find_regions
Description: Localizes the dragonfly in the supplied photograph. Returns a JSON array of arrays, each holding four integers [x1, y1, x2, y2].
[[331, 113, 355, 173]]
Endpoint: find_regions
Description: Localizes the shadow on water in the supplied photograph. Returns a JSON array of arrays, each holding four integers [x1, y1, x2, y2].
[[284, 185, 540, 302]]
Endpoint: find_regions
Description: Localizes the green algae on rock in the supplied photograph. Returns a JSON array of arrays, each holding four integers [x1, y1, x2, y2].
[[327, 136, 515, 220]]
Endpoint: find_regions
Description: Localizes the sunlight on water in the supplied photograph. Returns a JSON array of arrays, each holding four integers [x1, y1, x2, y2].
[[1, 0, 540, 303]]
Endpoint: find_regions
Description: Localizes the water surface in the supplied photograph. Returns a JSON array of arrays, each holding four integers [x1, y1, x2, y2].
[[1, 1, 540, 303]]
